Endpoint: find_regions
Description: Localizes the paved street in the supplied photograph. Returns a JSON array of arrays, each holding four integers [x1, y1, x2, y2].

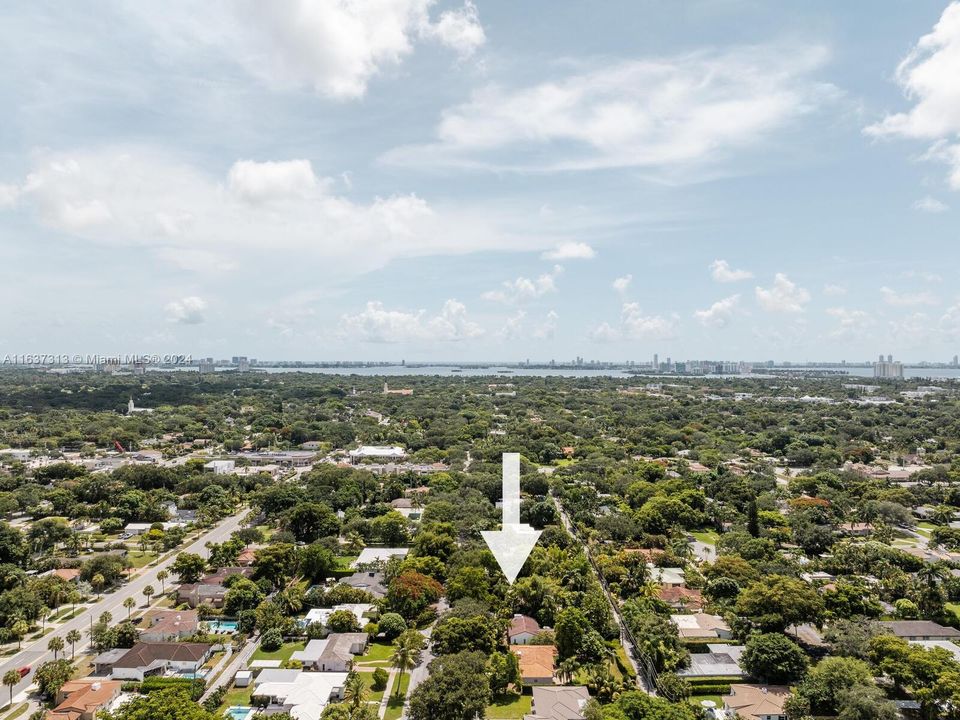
[[0, 508, 249, 699]]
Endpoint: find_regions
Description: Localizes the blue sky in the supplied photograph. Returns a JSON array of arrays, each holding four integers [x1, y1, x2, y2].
[[1, 0, 960, 362]]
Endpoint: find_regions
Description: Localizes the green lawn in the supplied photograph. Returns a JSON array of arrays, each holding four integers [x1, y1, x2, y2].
[[0, 702, 28, 720], [336, 555, 359, 570], [689, 694, 723, 709], [488, 694, 532, 719], [218, 686, 253, 712], [357, 640, 395, 663], [357, 671, 387, 702], [251, 641, 306, 664], [947, 603, 960, 622], [127, 550, 158, 568], [690, 530, 719, 544], [383, 673, 411, 720]]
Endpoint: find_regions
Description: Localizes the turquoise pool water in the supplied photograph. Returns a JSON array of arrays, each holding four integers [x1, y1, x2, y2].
[[225, 707, 253, 720], [205, 620, 239, 633]]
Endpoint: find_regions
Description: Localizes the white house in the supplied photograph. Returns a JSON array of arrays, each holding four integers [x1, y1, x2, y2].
[[291, 634, 368, 672], [352, 548, 408, 567], [303, 604, 374, 629], [204, 460, 236, 475], [107, 642, 213, 681], [348, 446, 406, 463], [252, 670, 348, 720]]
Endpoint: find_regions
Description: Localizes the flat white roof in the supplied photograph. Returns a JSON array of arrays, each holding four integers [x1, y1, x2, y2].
[[349, 446, 405, 458], [352, 548, 409, 567]]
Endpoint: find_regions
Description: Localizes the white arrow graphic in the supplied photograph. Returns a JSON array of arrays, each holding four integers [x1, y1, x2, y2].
[[481, 453, 542, 584]]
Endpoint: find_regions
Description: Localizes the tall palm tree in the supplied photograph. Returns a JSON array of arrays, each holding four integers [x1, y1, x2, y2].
[[390, 632, 424, 697], [3, 670, 20, 708], [343, 671, 368, 718], [47, 636, 64, 660], [66, 629, 81, 659], [123, 597, 136, 620], [157, 570, 169, 595]]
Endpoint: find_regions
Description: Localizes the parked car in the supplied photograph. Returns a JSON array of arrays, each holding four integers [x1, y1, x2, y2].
[[17, 665, 30, 678]]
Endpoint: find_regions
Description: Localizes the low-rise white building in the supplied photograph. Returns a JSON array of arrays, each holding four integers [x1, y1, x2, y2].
[[252, 670, 348, 720]]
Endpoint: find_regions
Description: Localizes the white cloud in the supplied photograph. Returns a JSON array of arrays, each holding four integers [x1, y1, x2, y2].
[[227, 159, 323, 202], [483, 265, 563, 304], [710, 259, 753, 283], [2, 147, 547, 279], [755, 273, 811, 313], [880, 286, 939, 307], [165, 296, 207, 324], [941, 302, 960, 337], [541, 242, 595, 261], [913, 196, 949, 213], [383, 45, 836, 172], [134, 1, 485, 101], [497, 310, 526, 341], [823, 283, 847, 296], [0, 184, 20, 208], [590, 303, 677, 342], [693, 294, 740, 327], [612, 274, 633, 295], [533, 310, 559, 340], [889, 312, 933, 348], [419, 0, 485, 59], [340, 298, 483, 343], [865, 2, 960, 188], [825, 307, 873, 341]]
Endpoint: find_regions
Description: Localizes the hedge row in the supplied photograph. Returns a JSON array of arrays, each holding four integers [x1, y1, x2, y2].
[[139, 677, 205, 701]]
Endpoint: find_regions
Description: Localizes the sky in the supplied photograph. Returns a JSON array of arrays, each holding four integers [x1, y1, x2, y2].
[[1, 1, 960, 363]]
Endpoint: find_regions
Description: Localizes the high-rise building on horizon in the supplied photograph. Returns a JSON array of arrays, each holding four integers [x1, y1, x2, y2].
[[874, 354, 903, 379]]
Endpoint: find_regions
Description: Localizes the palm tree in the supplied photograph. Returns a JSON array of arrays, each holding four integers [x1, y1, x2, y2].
[[66, 629, 82, 659], [343, 671, 368, 719], [10, 621, 28, 650], [123, 597, 136, 620], [99, 611, 113, 626], [142, 585, 155, 607], [390, 632, 424, 697], [39, 606, 50, 631], [47, 636, 64, 660], [91, 573, 105, 598], [157, 570, 169, 595], [557, 657, 580, 685], [3, 669, 19, 708]]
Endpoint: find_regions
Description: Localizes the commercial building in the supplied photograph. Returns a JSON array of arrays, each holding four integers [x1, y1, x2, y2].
[[873, 354, 904, 379]]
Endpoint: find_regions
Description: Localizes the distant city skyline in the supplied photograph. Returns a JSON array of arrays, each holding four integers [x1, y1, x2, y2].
[[2, 2, 960, 358]]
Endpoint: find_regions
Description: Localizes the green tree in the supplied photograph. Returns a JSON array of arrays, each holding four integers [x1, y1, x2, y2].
[[66, 629, 82, 659], [171, 553, 206, 584], [101, 687, 220, 720], [123, 597, 136, 620], [801, 656, 874, 715], [378, 613, 407, 640], [34, 659, 72, 698], [2, 670, 19, 708], [735, 576, 824, 633], [47, 635, 64, 660], [156, 569, 169, 595], [142, 584, 154, 607], [408, 651, 490, 720], [391, 630, 425, 697], [10, 619, 28, 650], [741, 633, 809, 684]]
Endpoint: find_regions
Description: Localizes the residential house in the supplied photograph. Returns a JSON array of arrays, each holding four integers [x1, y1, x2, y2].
[[252, 669, 347, 720], [508, 614, 542, 645], [46, 679, 122, 720], [140, 610, 199, 642], [105, 642, 213, 681], [45, 568, 82, 584], [880, 621, 960, 641], [722, 684, 790, 720], [670, 613, 733, 641], [658, 587, 703, 611], [647, 565, 685, 588], [514, 645, 556, 686], [352, 547, 409, 567], [291, 633, 368, 672], [910, 640, 960, 662], [340, 572, 387, 598], [303, 603, 375, 629], [524, 686, 590, 720], [176, 583, 227, 609]]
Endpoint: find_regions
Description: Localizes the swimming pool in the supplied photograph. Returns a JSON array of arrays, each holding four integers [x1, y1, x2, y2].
[[225, 706, 254, 720], [204, 620, 239, 633]]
